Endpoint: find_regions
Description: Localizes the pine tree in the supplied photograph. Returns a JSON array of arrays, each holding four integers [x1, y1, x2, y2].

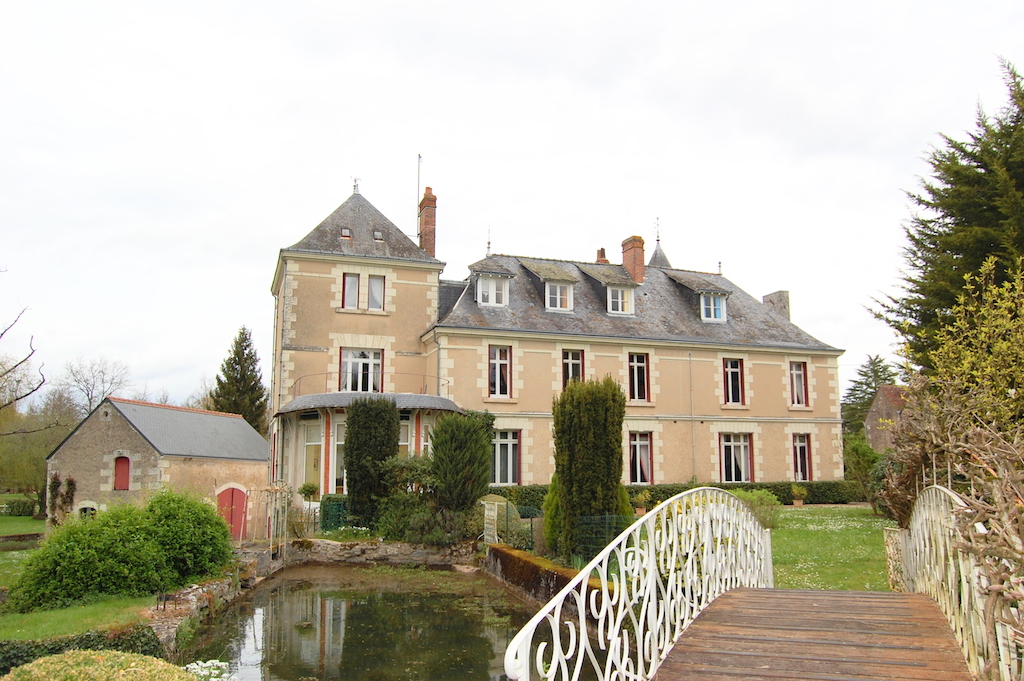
[[210, 327, 268, 434], [841, 355, 899, 434], [879, 61, 1024, 369]]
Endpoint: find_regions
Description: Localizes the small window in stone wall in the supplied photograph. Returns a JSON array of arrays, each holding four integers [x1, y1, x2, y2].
[[114, 456, 130, 491]]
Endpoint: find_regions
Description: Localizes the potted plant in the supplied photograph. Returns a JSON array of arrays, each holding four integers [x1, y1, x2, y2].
[[791, 483, 808, 507], [632, 489, 653, 516]]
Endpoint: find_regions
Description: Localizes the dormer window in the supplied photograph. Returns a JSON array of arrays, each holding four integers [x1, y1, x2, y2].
[[478, 276, 509, 307], [547, 283, 573, 311], [341, 228, 351, 238], [701, 293, 727, 322], [372, 230, 384, 241], [608, 287, 633, 314]]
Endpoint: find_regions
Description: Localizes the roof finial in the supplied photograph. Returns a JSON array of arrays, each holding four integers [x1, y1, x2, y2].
[[655, 217, 660, 243], [718, 260, 722, 274], [352, 177, 360, 194], [486, 227, 491, 256]]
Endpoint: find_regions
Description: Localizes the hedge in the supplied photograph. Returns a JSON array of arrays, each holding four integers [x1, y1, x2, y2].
[[0, 623, 161, 675], [490, 480, 861, 511], [4, 500, 36, 517]]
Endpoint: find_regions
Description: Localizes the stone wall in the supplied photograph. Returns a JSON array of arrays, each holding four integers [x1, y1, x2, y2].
[[484, 544, 579, 606]]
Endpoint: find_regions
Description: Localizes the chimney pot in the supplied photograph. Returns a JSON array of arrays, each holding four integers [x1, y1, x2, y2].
[[621, 236, 645, 283], [596, 248, 609, 264], [418, 188, 437, 257]]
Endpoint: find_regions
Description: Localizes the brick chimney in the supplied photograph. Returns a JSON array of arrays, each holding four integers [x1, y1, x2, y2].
[[418, 187, 436, 257], [596, 248, 610, 264], [622, 236, 645, 283]]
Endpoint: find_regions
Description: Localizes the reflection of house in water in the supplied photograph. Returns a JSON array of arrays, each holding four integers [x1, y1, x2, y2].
[[208, 573, 526, 680]]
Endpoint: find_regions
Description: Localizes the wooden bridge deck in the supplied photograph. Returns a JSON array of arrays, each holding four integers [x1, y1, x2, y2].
[[656, 588, 973, 681]]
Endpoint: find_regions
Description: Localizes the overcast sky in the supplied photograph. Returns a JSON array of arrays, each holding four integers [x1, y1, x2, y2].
[[2, 1, 1022, 406]]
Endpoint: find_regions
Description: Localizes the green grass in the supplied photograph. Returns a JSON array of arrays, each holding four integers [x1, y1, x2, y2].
[[0, 515, 45, 536], [771, 504, 895, 591], [0, 548, 36, 589], [0, 595, 156, 640]]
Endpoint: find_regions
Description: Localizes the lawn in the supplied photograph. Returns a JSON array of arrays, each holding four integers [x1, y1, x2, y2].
[[0, 595, 155, 640], [771, 504, 895, 591], [0, 515, 46, 537]]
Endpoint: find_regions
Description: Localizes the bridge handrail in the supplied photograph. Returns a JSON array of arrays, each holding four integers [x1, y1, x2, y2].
[[891, 484, 1023, 681], [504, 486, 773, 681]]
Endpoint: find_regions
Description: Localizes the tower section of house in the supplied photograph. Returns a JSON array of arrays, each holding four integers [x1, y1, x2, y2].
[[269, 186, 459, 499]]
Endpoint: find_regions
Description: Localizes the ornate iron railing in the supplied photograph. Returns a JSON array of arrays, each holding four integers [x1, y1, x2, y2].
[[504, 487, 773, 681], [887, 484, 1024, 681]]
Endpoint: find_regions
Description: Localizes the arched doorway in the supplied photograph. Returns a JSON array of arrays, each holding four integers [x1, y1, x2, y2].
[[217, 487, 247, 540]]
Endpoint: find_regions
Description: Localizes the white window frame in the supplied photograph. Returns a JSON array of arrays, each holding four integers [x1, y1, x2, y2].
[[335, 422, 347, 494], [343, 273, 359, 309], [546, 282, 573, 311], [608, 287, 632, 314], [794, 434, 811, 481], [721, 433, 751, 482], [562, 349, 583, 387], [724, 359, 744, 405], [478, 276, 509, 307], [701, 293, 726, 322], [491, 430, 519, 485], [489, 345, 511, 397], [340, 349, 382, 392], [629, 353, 649, 401], [629, 432, 652, 484], [368, 275, 385, 311], [790, 361, 808, 406]]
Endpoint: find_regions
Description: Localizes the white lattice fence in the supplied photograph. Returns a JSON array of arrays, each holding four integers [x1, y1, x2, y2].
[[504, 487, 773, 681], [888, 485, 1024, 681]]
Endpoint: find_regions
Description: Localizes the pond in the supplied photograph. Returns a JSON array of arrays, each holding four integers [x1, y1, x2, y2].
[[180, 564, 538, 680]]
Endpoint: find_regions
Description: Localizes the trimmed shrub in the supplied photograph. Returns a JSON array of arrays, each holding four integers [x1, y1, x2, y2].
[[432, 411, 493, 513], [730, 488, 782, 529], [542, 474, 562, 555], [146, 490, 232, 587], [488, 484, 548, 510], [0, 644, 175, 679], [344, 398, 400, 528], [6, 506, 172, 613], [552, 377, 627, 559], [4, 499, 35, 517], [376, 492, 431, 541]]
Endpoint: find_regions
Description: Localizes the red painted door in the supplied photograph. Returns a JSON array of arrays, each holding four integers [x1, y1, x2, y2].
[[217, 488, 247, 540]]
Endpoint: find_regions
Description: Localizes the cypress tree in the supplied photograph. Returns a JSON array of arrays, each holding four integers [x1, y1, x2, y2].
[[431, 410, 494, 513], [344, 397, 400, 527], [210, 327, 268, 434], [552, 376, 626, 559]]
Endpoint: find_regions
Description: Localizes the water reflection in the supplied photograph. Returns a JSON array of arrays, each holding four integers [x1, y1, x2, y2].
[[182, 564, 534, 681]]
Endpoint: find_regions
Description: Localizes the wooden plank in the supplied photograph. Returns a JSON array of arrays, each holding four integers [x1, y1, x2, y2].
[[655, 589, 974, 681]]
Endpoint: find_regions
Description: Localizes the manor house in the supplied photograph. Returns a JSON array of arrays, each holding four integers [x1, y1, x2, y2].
[[269, 186, 843, 497]]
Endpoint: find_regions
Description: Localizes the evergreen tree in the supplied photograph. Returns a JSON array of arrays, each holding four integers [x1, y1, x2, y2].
[[879, 61, 1024, 369], [210, 327, 268, 434], [344, 397, 400, 527], [841, 355, 899, 434], [431, 410, 494, 514], [552, 376, 626, 559]]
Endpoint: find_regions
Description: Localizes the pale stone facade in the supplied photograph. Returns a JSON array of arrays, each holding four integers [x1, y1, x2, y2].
[[270, 187, 844, 493]]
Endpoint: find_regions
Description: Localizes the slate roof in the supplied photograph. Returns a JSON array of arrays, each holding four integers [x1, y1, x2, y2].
[[648, 242, 672, 268], [102, 398, 268, 461], [284, 191, 442, 265], [438, 255, 839, 352], [277, 392, 462, 416]]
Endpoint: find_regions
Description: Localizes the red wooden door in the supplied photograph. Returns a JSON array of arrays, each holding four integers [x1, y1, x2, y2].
[[217, 488, 247, 540]]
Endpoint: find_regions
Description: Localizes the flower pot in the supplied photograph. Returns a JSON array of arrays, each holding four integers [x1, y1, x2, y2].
[[792, 499, 804, 507]]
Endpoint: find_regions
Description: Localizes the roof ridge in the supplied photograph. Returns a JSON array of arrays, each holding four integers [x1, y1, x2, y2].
[[107, 397, 244, 419]]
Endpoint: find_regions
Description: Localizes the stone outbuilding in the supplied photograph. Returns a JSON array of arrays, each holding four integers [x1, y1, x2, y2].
[[46, 397, 269, 539]]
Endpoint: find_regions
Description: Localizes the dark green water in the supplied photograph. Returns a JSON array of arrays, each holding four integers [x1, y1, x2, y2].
[[180, 564, 536, 680]]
